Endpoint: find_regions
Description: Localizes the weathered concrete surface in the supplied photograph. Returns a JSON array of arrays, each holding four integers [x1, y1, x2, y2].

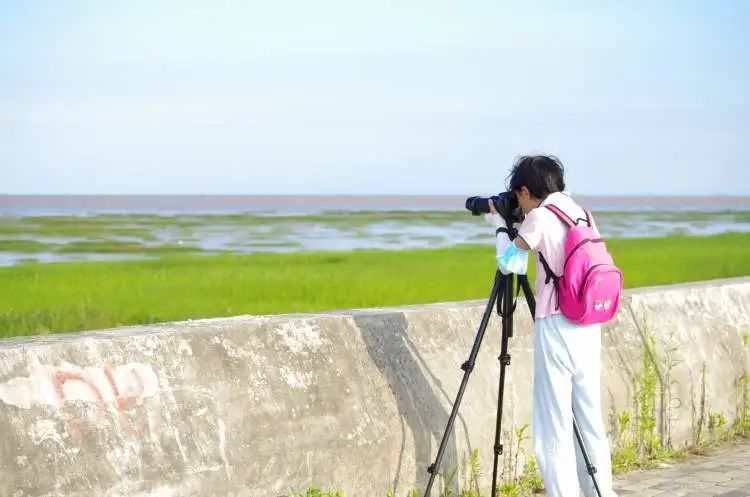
[[0, 277, 748, 497]]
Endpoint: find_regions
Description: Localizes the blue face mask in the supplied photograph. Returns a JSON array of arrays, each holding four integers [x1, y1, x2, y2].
[[497, 243, 529, 275]]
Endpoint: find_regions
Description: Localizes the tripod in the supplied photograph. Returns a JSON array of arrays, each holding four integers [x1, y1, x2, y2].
[[422, 268, 603, 497]]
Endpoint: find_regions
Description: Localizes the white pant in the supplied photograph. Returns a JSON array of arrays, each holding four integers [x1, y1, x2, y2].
[[533, 314, 618, 497]]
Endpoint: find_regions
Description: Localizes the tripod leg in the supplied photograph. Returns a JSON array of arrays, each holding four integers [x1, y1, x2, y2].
[[573, 415, 603, 497], [422, 270, 504, 497], [490, 272, 514, 497]]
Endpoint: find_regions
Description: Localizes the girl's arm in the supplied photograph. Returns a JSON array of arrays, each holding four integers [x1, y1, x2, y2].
[[485, 212, 530, 275], [515, 237, 531, 251]]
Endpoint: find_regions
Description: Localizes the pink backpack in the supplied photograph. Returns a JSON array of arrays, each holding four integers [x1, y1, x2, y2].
[[538, 204, 623, 325]]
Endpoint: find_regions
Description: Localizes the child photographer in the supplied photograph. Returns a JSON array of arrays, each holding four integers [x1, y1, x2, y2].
[[486, 155, 619, 497]]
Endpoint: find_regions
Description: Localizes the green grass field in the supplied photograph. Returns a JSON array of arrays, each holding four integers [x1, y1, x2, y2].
[[1, 233, 748, 339]]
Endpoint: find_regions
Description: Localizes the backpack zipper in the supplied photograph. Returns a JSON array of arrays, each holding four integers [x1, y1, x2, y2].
[[577, 263, 620, 301], [563, 238, 603, 271]]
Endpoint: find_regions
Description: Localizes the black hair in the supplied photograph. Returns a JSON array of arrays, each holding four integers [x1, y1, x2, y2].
[[506, 155, 565, 199]]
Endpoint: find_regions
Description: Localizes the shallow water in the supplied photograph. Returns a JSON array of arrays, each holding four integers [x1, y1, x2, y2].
[[1, 196, 749, 266]]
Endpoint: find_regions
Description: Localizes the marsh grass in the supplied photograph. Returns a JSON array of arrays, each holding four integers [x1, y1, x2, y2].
[[0, 233, 748, 338]]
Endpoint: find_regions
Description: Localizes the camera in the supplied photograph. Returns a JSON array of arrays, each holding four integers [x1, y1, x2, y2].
[[465, 191, 523, 224]]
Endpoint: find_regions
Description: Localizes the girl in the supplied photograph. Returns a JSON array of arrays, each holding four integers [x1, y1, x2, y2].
[[486, 155, 618, 497]]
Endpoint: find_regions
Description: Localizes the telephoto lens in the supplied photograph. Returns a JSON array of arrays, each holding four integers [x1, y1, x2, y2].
[[465, 195, 498, 215], [465, 192, 523, 223]]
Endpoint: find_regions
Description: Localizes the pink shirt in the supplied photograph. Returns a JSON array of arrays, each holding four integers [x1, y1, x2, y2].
[[517, 192, 599, 319]]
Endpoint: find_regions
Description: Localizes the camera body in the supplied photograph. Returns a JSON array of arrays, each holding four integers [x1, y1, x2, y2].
[[465, 192, 524, 225]]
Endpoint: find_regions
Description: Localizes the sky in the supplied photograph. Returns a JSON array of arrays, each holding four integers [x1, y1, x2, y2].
[[1, 1, 748, 195]]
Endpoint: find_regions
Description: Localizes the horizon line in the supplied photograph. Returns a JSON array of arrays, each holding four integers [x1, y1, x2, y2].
[[1, 193, 747, 198]]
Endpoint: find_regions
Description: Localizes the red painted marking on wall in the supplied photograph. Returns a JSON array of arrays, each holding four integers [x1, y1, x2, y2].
[[49, 366, 154, 439], [104, 366, 137, 436], [52, 370, 106, 420]]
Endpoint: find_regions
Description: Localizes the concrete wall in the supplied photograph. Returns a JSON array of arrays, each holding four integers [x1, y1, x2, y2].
[[0, 277, 748, 497]]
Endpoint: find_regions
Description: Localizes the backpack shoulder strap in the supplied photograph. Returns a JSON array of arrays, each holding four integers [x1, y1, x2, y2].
[[544, 204, 576, 228], [545, 204, 593, 228], [537, 250, 558, 284]]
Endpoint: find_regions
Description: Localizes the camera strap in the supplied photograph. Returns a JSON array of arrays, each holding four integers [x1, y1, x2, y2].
[[496, 274, 523, 319], [495, 226, 522, 317], [496, 227, 519, 239]]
